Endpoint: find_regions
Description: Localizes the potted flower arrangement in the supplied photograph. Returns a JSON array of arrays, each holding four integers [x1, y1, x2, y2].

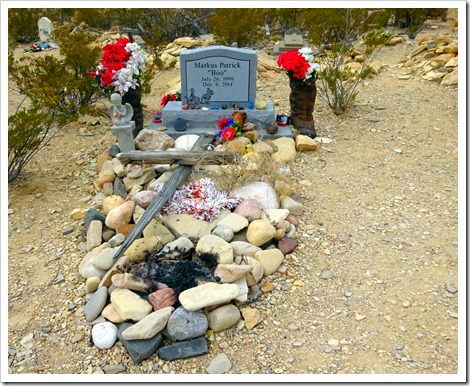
[[277, 47, 321, 138], [88, 38, 148, 137]]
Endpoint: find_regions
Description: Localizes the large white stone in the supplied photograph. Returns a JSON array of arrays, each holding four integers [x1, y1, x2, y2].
[[179, 283, 240, 311], [231, 182, 279, 210]]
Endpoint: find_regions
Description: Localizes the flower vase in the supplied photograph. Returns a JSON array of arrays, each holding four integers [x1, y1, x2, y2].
[[289, 79, 317, 138], [121, 84, 143, 138]]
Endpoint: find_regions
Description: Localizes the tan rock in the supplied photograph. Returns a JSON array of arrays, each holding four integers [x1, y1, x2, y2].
[[410, 45, 427, 58], [126, 236, 162, 262], [240, 307, 262, 329], [105, 200, 135, 230], [179, 282, 240, 312], [96, 169, 116, 189], [102, 195, 125, 216], [246, 219, 276, 246], [295, 135, 318, 152], [271, 137, 296, 163], [110, 288, 153, 322], [214, 264, 253, 283], [102, 303, 125, 323], [69, 208, 88, 220], [253, 248, 285, 276], [440, 69, 458, 86]]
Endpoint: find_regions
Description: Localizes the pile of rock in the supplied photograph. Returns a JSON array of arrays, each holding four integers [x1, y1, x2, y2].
[[398, 33, 458, 86], [159, 35, 281, 76], [72, 131, 318, 364]]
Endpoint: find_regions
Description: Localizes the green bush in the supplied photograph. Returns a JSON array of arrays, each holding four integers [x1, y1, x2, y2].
[[8, 27, 102, 182], [310, 9, 390, 114], [208, 9, 265, 47], [8, 8, 42, 43], [8, 106, 56, 182]]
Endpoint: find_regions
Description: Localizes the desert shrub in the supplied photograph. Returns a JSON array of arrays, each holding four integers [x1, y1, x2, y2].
[[303, 9, 389, 114], [8, 106, 57, 182], [392, 9, 440, 39], [208, 9, 265, 47], [8, 27, 102, 182], [8, 8, 43, 43]]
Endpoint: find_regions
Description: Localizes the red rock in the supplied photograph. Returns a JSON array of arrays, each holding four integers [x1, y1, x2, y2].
[[277, 238, 298, 254], [148, 288, 176, 310], [234, 198, 262, 222], [105, 200, 135, 230], [133, 190, 158, 209]]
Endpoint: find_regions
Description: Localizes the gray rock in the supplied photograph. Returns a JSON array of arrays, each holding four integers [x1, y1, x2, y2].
[[320, 270, 334, 280], [165, 306, 208, 342], [158, 337, 209, 361], [102, 364, 126, 374], [207, 353, 232, 374], [118, 323, 163, 364], [113, 177, 128, 199], [84, 286, 108, 322], [211, 225, 234, 242], [207, 304, 241, 332]]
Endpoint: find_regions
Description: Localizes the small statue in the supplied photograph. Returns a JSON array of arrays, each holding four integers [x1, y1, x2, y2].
[[110, 93, 133, 126]]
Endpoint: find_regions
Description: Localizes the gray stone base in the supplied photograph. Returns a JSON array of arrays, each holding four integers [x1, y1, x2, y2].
[[147, 101, 293, 139]]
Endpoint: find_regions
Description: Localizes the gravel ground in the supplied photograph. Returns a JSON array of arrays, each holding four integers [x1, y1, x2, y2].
[[6, 20, 462, 382]]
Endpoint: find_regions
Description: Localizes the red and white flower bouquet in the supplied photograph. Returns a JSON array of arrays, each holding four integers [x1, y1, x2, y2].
[[89, 38, 148, 95]]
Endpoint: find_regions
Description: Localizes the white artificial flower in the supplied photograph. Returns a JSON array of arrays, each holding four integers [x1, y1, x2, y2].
[[311, 63, 321, 72], [299, 47, 313, 55]]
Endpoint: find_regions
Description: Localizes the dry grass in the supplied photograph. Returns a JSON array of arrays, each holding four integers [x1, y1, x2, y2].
[[192, 148, 298, 199]]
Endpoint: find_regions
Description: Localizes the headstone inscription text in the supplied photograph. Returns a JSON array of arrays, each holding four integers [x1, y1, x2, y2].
[[180, 46, 257, 108]]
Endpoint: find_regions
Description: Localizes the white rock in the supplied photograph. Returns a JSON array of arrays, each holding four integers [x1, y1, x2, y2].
[[92, 322, 118, 349], [231, 182, 279, 210], [216, 213, 249, 233], [262, 209, 290, 227], [196, 235, 234, 264], [174, 134, 200, 151], [179, 283, 240, 311]]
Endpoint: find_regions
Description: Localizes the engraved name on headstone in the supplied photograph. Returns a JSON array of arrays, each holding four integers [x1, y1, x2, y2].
[[180, 46, 257, 109]]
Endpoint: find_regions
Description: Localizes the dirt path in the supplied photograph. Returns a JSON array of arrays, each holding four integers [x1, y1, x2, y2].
[[6, 21, 460, 378]]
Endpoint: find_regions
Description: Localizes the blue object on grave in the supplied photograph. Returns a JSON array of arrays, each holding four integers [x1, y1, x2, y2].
[[248, 100, 254, 110], [210, 105, 220, 110]]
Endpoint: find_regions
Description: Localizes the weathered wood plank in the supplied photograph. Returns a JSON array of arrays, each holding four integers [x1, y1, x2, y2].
[[117, 150, 240, 165], [112, 134, 215, 261]]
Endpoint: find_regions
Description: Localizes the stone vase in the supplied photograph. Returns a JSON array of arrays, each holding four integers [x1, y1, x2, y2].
[[289, 79, 317, 138], [121, 84, 143, 138]]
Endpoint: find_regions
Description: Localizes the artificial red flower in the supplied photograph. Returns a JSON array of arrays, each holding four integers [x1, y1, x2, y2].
[[221, 127, 236, 141], [218, 117, 229, 130]]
